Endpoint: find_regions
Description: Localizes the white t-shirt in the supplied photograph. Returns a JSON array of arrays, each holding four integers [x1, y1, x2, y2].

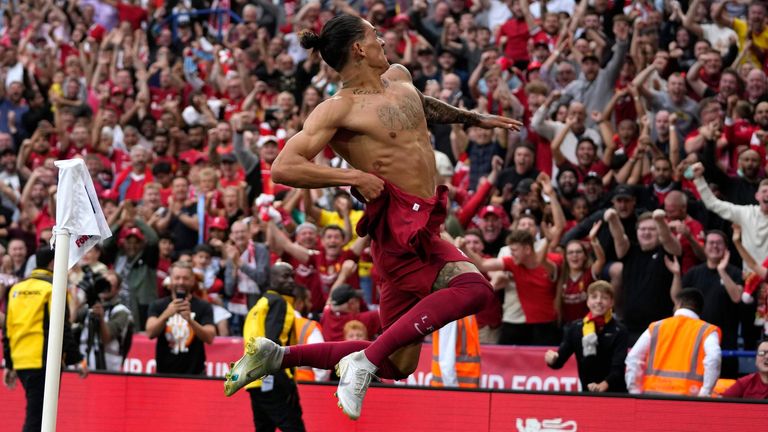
[[701, 23, 738, 56]]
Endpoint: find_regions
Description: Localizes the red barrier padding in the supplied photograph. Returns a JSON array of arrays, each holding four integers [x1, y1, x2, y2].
[[2, 373, 766, 431]]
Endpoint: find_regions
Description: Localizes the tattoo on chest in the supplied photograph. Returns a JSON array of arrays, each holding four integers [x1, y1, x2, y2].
[[377, 96, 422, 131]]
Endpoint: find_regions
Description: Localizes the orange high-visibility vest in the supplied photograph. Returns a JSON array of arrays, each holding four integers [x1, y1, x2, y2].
[[642, 315, 721, 396], [431, 315, 481, 388], [294, 316, 321, 382]]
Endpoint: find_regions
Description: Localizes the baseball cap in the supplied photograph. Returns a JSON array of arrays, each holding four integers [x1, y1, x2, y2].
[[393, 13, 411, 25], [257, 135, 279, 148], [612, 184, 635, 200], [220, 153, 237, 163], [527, 61, 543, 72], [478, 204, 506, 219], [330, 284, 363, 306], [209, 216, 229, 231], [119, 226, 145, 242], [583, 171, 603, 184]]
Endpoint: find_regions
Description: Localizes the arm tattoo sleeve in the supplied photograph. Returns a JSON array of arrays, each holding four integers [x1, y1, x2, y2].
[[422, 95, 482, 126]]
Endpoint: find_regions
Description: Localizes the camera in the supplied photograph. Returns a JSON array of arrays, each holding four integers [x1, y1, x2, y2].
[[78, 265, 111, 307]]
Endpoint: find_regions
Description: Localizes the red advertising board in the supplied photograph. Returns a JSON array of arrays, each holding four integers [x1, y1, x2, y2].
[[120, 335, 581, 390], [1, 373, 765, 432]]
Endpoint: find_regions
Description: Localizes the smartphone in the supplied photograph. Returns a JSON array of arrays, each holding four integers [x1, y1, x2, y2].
[[175, 290, 187, 301]]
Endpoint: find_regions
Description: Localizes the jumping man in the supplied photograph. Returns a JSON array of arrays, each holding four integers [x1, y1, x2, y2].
[[223, 14, 521, 420]]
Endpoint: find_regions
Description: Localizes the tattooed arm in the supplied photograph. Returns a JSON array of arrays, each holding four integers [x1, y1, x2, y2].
[[385, 63, 523, 131], [423, 95, 481, 125], [422, 95, 523, 130]]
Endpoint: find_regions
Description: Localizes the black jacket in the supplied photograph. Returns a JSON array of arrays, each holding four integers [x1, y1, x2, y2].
[[548, 317, 629, 393]]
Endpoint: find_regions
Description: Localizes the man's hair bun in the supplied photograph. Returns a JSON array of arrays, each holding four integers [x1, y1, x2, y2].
[[299, 30, 322, 50]]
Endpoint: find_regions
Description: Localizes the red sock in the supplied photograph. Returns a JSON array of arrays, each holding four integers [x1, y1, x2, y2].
[[281, 340, 408, 380], [363, 272, 492, 367]]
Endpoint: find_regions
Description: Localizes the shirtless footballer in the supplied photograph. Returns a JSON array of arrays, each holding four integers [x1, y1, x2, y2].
[[224, 14, 522, 420]]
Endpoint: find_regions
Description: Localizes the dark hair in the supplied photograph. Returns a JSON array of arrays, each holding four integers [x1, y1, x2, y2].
[[299, 14, 367, 71], [36, 247, 56, 269], [506, 229, 535, 247], [193, 244, 214, 256], [677, 288, 704, 316], [704, 229, 727, 243], [321, 224, 345, 238]]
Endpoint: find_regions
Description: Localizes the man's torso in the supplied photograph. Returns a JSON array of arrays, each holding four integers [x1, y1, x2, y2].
[[328, 66, 438, 199]]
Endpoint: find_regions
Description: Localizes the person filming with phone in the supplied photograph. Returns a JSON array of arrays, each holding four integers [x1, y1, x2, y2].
[[146, 261, 216, 375]]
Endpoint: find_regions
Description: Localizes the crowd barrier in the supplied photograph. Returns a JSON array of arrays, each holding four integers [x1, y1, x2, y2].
[[1, 372, 766, 431]]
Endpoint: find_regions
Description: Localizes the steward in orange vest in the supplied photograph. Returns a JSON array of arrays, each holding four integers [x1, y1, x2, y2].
[[293, 316, 324, 381], [430, 315, 481, 388], [625, 288, 722, 396]]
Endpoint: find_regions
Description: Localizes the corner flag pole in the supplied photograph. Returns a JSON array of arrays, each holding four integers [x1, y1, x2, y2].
[[41, 159, 112, 432], [41, 230, 71, 432]]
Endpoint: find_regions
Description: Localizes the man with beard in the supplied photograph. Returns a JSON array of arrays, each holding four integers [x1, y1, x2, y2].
[[146, 261, 215, 375], [634, 157, 680, 211], [701, 140, 763, 206], [555, 166, 580, 213]]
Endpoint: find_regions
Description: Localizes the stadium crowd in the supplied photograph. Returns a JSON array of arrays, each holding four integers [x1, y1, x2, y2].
[[2, 0, 768, 409]]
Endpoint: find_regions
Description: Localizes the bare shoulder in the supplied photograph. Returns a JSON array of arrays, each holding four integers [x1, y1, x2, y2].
[[303, 95, 354, 132], [384, 64, 413, 82]]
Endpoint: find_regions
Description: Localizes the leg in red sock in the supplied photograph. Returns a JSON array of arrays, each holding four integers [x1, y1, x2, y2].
[[364, 270, 492, 367], [280, 340, 409, 380]]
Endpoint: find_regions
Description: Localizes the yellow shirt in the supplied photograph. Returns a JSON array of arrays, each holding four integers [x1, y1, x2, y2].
[[318, 208, 365, 248], [733, 18, 768, 67]]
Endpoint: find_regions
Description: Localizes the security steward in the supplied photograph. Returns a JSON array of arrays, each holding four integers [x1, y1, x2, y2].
[[3, 247, 88, 432], [430, 315, 481, 388], [625, 288, 722, 396], [243, 262, 306, 431]]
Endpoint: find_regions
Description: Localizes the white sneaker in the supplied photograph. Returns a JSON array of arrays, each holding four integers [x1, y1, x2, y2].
[[334, 351, 378, 420], [224, 337, 284, 396]]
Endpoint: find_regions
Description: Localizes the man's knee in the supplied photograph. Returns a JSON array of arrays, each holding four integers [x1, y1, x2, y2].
[[448, 271, 494, 309]]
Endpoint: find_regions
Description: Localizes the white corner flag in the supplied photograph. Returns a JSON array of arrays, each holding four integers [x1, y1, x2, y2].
[[42, 158, 112, 432], [52, 158, 112, 268]]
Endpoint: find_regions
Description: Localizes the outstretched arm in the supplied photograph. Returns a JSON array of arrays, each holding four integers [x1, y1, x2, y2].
[[422, 95, 522, 130], [388, 63, 522, 130]]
